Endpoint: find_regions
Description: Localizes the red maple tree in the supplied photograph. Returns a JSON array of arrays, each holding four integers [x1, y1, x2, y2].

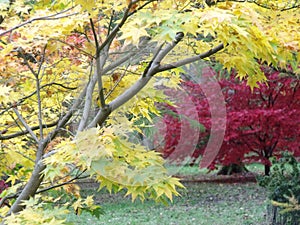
[[157, 67, 300, 175]]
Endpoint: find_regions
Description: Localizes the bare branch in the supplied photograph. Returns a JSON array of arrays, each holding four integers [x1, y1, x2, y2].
[[87, 33, 181, 127], [88, 34, 225, 127], [105, 64, 129, 100], [0, 120, 59, 140], [103, 37, 153, 74], [86, 106, 111, 128], [96, 55, 107, 108], [36, 45, 48, 140], [52, 38, 94, 58], [12, 107, 39, 143], [0, 82, 77, 116], [35, 170, 88, 195], [8, 83, 88, 214], [157, 43, 224, 72], [142, 42, 165, 77], [142, 32, 184, 78], [96, 0, 134, 56], [0, 7, 78, 37], [77, 69, 98, 131], [103, 51, 136, 73], [0, 193, 17, 208], [149, 33, 184, 70], [107, 10, 115, 36], [90, 18, 107, 108], [8, 163, 45, 214], [90, 18, 100, 53], [78, 1, 157, 130], [0, 170, 88, 209]]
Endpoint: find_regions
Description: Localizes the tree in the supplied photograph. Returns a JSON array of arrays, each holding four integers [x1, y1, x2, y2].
[[158, 66, 300, 175], [215, 68, 300, 175], [0, 0, 299, 223]]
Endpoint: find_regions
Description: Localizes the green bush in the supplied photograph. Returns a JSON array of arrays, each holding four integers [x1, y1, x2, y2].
[[257, 152, 300, 225]]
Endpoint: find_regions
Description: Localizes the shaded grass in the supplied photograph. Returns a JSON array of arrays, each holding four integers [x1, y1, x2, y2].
[[67, 182, 268, 225], [166, 162, 265, 176]]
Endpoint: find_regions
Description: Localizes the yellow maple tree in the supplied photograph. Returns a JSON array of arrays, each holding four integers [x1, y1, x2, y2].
[[0, 0, 299, 224]]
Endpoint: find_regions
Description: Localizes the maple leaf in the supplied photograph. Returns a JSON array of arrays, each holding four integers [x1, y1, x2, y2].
[[0, 85, 11, 104]]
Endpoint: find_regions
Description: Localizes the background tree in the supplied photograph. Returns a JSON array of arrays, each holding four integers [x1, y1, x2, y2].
[[158, 67, 300, 175], [0, 0, 299, 224]]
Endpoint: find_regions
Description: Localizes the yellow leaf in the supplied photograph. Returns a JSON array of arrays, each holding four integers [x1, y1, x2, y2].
[[0, 44, 14, 56], [75, 0, 96, 13], [84, 41, 96, 55]]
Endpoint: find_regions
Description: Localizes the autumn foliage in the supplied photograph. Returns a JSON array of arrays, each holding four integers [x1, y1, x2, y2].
[[0, 0, 299, 223], [158, 66, 300, 175]]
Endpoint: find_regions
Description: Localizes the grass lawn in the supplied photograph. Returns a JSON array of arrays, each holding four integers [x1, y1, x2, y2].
[[67, 178, 269, 224]]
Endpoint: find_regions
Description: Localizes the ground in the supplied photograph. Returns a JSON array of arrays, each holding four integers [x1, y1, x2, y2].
[[73, 168, 269, 225]]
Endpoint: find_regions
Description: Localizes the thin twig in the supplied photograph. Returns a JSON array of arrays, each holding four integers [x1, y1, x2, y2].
[[107, 10, 115, 36], [12, 107, 39, 142], [8, 111, 24, 135], [95, 1, 132, 56], [51, 38, 94, 58], [0, 120, 59, 140], [0, 7, 78, 37], [0, 82, 77, 116], [36, 172, 89, 195], [36, 45, 48, 140], [0, 171, 88, 207], [105, 64, 130, 100]]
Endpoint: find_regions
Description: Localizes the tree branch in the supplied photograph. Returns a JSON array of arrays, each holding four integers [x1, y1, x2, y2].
[[35, 170, 88, 195], [77, 68, 98, 131], [36, 45, 48, 140], [78, 1, 156, 130], [90, 18, 107, 108], [0, 170, 88, 209], [149, 32, 184, 72], [12, 107, 39, 143], [0, 82, 77, 116], [104, 64, 129, 100], [0, 7, 78, 37], [87, 32, 185, 127], [8, 84, 88, 215], [95, 0, 142, 56], [0, 120, 59, 140], [157, 43, 224, 72], [52, 38, 94, 58], [103, 37, 153, 74]]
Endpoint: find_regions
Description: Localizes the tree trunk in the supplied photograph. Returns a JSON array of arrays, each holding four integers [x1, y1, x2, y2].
[[264, 164, 270, 176], [8, 162, 45, 214], [217, 163, 248, 175]]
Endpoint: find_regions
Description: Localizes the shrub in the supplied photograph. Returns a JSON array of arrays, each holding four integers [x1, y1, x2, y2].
[[257, 152, 300, 225]]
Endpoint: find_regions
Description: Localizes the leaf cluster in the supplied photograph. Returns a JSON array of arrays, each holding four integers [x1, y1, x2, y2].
[[257, 151, 300, 222], [258, 152, 300, 202], [157, 66, 300, 169]]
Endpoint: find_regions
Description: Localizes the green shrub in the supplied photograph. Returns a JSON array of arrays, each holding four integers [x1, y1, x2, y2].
[[257, 152, 300, 225]]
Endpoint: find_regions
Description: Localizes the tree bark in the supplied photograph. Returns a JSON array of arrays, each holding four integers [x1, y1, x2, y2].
[[8, 162, 45, 214], [264, 164, 270, 176], [217, 163, 249, 175]]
